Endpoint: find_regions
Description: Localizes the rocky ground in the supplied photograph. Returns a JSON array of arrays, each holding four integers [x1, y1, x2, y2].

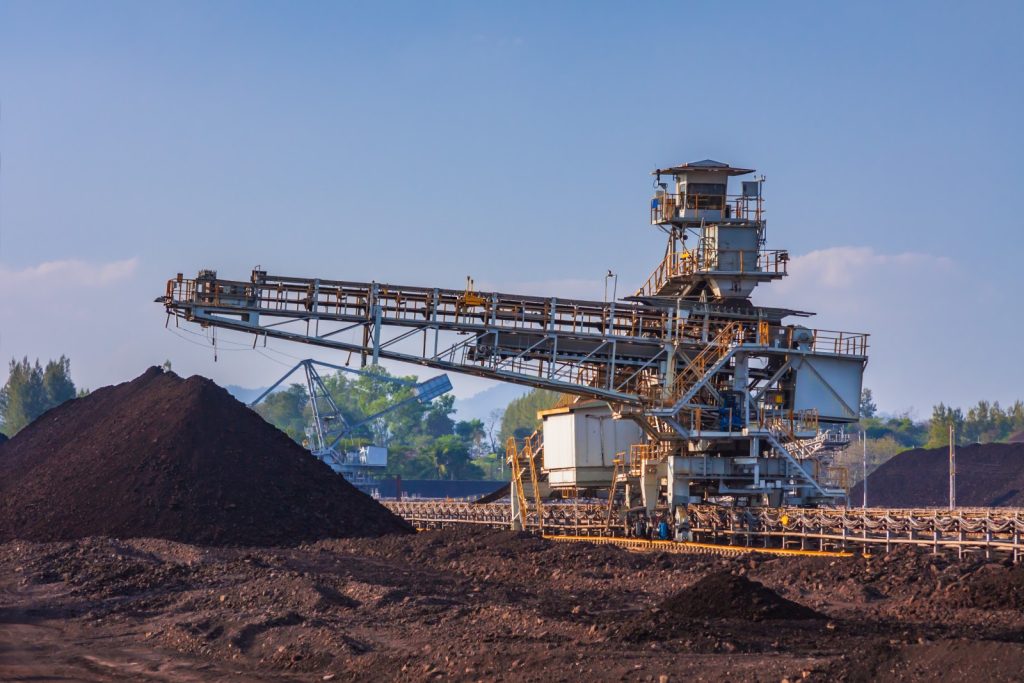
[[2, 527, 1024, 682]]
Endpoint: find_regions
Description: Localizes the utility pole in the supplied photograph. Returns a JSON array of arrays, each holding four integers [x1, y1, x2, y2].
[[861, 428, 868, 509], [949, 423, 956, 510], [604, 270, 618, 303]]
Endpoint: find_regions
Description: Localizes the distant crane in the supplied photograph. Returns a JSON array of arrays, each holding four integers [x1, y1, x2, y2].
[[249, 358, 451, 481]]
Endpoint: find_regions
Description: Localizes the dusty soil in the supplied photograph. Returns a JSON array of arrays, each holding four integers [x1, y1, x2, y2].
[[2, 529, 1023, 682], [0, 367, 410, 545], [850, 443, 1024, 507]]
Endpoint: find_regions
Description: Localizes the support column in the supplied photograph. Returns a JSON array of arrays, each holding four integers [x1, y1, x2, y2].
[[733, 352, 750, 427], [371, 304, 382, 366], [510, 477, 523, 531], [640, 464, 659, 513], [667, 456, 695, 511]]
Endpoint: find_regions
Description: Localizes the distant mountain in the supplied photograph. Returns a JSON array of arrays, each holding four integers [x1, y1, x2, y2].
[[226, 385, 270, 405], [453, 383, 529, 423]]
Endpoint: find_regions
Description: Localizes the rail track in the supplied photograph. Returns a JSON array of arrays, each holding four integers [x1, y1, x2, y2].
[[384, 501, 1024, 560]]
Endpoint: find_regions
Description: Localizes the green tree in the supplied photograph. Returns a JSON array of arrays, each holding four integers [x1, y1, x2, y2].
[[253, 383, 309, 444], [43, 356, 76, 408], [432, 434, 483, 480], [862, 413, 928, 449], [484, 408, 505, 459], [473, 451, 511, 480], [925, 403, 965, 448], [383, 433, 441, 479], [0, 357, 78, 435], [455, 418, 486, 454], [859, 388, 877, 419], [1008, 401, 1024, 439], [423, 394, 456, 437], [499, 389, 561, 443], [324, 366, 429, 448]]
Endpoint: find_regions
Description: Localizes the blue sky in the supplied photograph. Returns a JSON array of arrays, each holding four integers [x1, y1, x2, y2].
[[1, 1, 1021, 417]]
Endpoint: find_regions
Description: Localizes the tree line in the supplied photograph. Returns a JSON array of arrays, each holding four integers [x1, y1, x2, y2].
[[857, 387, 1024, 449], [926, 400, 1024, 448], [0, 357, 83, 436]]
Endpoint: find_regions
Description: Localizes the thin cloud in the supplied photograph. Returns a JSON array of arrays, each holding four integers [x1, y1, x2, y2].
[[0, 257, 142, 387], [769, 247, 954, 292], [0, 258, 139, 287], [757, 246, 996, 414]]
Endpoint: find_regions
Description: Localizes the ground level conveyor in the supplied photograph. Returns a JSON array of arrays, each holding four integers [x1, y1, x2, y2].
[[385, 501, 1024, 562]]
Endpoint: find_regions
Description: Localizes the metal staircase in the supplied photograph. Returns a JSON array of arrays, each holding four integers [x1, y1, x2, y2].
[[506, 432, 544, 531]]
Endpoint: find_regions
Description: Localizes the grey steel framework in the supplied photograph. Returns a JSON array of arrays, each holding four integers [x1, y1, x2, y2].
[[158, 159, 868, 508]]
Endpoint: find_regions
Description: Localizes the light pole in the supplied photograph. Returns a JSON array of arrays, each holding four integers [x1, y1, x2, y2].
[[604, 270, 618, 303], [861, 428, 868, 509], [949, 423, 956, 510]]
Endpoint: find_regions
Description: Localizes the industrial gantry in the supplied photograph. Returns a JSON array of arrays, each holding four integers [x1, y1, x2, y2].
[[159, 159, 867, 517]]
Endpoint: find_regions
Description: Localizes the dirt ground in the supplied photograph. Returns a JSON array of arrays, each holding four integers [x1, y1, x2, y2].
[[2, 528, 1023, 682]]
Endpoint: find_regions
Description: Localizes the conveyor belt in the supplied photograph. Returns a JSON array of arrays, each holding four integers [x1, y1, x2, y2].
[[544, 535, 853, 558], [384, 501, 1024, 560]]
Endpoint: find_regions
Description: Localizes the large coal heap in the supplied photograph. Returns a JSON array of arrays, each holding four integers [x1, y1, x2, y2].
[[0, 367, 412, 546], [851, 443, 1024, 508]]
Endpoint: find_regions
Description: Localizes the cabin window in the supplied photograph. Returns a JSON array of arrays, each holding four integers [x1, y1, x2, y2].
[[684, 183, 726, 210]]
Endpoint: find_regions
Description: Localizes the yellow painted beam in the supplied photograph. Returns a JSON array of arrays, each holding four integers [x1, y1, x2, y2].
[[543, 534, 853, 558]]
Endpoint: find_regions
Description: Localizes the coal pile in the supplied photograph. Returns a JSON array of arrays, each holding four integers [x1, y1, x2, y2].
[[614, 571, 822, 643], [659, 572, 822, 621], [0, 367, 411, 546], [851, 443, 1024, 507]]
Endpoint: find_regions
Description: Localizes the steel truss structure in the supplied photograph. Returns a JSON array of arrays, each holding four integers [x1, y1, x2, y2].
[[159, 158, 868, 509]]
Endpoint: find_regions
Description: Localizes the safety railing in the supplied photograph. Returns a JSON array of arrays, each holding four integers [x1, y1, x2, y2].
[[650, 192, 764, 224], [634, 248, 788, 297], [758, 408, 820, 438], [166, 276, 258, 309], [625, 442, 675, 477], [690, 505, 1024, 560], [791, 328, 869, 357]]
